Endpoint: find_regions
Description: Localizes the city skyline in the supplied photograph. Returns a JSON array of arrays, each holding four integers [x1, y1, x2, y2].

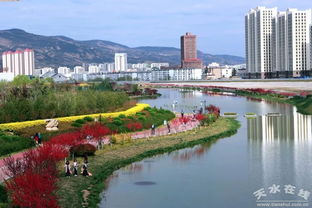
[[0, 0, 311, 57]]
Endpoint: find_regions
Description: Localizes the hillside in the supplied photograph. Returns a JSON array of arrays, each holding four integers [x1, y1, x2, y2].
[[0, 29, 245, 68]]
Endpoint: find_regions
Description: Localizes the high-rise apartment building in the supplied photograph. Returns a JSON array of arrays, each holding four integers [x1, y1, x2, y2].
[[24, 49, 35, 76], [180, 32, 203, 69], [246, 7, 312, 78], [285, 9, 312, 77], [245, 7, 278, 78], [2, 49, 35, 76], [272, 12, 287, 75], [114, 53, 127, 72]]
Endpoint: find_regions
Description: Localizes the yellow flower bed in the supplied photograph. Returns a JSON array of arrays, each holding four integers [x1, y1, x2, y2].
[[0, 103, 150, 131]]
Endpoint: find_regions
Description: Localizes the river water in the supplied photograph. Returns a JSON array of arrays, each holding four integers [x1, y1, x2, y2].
[[99, 88, 312, 208]]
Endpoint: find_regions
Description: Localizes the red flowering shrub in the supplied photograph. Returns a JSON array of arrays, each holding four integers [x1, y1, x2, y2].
[[49, 131, 82, 146], [206, 105, 220, 117], [180, 116, 191, 124], [70, 143, 97, 157], [4, 144, 68, 208], [126, 122, 143, 131], [22, 144, 68, 176], [195, 114, 206, 121], [5, 171, 59, 208], [80, 122, 111, 140], [278, 92, 297, 97]]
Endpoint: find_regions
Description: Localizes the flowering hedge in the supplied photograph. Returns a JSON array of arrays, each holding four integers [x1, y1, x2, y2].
[[0, 103, 150, 131]]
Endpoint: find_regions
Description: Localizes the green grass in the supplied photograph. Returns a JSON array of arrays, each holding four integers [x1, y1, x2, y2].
[[223, 112, 238, 115], [289, 95, 312, 115], [56, 118, 240, 208], [245, 112, 256, 115]]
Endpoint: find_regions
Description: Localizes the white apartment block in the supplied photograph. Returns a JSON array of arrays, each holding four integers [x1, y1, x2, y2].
[[151, 63, 169, 69], [98, 63, 115, 72], [272, 12, 287, 73], [245, 7, 278, 78], [88, 64, 100, 73], [57, 67, 71, 75], [74, 66, 86, 74], [246, 7, 312, 78], [24, 49, 35, 76], [2, 49, 35, 76], [40, 67, 55, 75], [286, 9, 312, 76], [114, 53, 127, 72]]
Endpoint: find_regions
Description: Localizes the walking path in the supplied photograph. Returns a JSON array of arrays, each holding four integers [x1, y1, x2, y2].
[[0, 115, 200, 182]]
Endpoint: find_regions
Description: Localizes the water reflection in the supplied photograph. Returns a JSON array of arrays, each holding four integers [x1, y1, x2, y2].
[[172, 141, 217, 162], [247, 111, 312, 144], [248, 110, 312, 190]]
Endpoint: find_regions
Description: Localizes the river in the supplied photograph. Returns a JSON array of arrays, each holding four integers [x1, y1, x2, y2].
[[99, 88, 312, 208]]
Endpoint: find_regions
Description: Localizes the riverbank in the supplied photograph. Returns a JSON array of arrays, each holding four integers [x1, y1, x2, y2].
[[235, 89, 312, 115], [150, 80, 312, 92], [146, 83, 312, 115], [56, 118, 240, 208]]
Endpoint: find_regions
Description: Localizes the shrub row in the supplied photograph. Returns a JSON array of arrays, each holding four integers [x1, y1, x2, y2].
[[0, 90, 129, 123], [0, 132, 35, 157]]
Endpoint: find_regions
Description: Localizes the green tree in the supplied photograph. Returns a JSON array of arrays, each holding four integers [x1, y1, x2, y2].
[[12, 75, 31, 86]]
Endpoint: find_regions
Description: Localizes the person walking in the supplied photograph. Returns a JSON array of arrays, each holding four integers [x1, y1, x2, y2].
[[151, 124, 155, 136], [65, 160, 71, 177], [181, 110, 184, 118], [167, 122, 171, 134], [73, 159, 78, 176], [38, 132, 42, 145], [33, 133, 39, 145], [82, 163, 92, 177], [83, 154, 89, 166]]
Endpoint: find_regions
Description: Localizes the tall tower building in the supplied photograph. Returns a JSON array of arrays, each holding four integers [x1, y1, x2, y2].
[[24, 49, 35, 75], [1, 49, 35, 76], [272, 12, 287, 76], [180, 32, 203, 69], [247, 7, 312, 78], [114, 53, 127, 72], [2, 52, 7, 72], [245, 7, 278, 78], [285, 9, 312, 77], [14, 50, 24, 76]]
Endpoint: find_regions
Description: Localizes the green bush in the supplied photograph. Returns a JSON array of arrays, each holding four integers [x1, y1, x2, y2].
[[71, 122, 82, 128], [136, 112, 145, 116], [138, 116, 146, 121], [0, 184, 8, 203], [83, 116, 94, 122], [113, 120, 123, 126], [118, 114, 126, 119], [75, 119, 86, 124], [127, 116, 134, 120], [0, 134, 35, 157], [70, 144, 97, 157]]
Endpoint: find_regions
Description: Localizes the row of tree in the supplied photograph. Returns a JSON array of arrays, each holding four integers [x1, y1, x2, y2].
[[0, 76, 129, 123]]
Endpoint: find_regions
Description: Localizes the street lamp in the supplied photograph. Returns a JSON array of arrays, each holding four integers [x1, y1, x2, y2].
[[200, 100, 207, 113]]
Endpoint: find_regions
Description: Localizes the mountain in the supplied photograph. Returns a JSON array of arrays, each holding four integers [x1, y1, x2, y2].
[[0, 29, 245, 68]]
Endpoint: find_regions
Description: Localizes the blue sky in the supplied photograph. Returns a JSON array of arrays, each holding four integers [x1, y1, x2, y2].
[[0, 0, 311, 57]]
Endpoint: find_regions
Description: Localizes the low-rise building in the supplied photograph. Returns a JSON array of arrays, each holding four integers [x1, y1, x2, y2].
[[40, 71, 70, 82]]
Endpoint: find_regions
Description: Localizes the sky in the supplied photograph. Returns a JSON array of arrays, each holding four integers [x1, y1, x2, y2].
[[0, 0, 311, 57]]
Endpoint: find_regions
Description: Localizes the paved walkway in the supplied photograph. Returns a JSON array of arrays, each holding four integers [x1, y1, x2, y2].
[[0, 115, 200, 182]]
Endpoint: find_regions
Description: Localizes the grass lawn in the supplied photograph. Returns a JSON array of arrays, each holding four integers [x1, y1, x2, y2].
[[56, 117, 240, 208]]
